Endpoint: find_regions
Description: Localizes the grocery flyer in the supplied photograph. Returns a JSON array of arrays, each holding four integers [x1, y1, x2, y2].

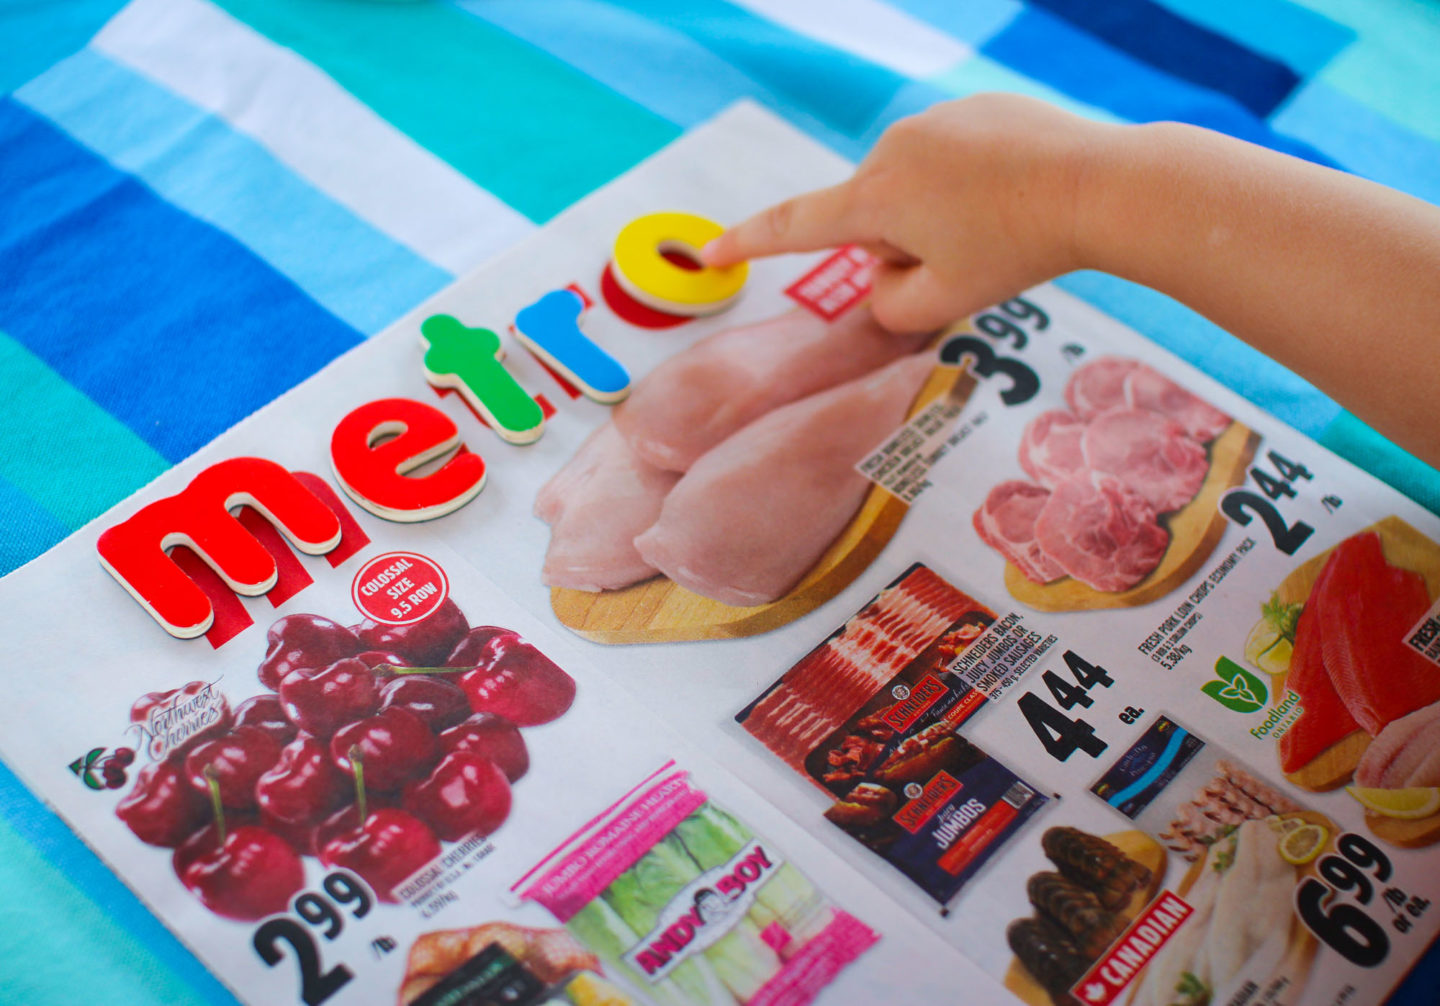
[[1, 101, 1438, 1006]]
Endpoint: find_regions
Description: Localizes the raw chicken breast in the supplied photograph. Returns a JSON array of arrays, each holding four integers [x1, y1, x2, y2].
[[1124, 365, 1231, 443], [1018, 409, 1087, 489], [539, 424, 680, 592], [1032, 476, 1169, 592], [612, 307, 930, 472], [634, 353, 935, 606], [972, 481, 1065, 584], [534, 423, 611, 525], [1081, 407, 1208, 513]]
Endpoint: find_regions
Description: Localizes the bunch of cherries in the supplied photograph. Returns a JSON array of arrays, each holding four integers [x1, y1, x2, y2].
[[114, 599, 576, 921]]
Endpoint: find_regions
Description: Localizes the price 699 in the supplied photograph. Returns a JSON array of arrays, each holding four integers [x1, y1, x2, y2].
[[1295, 832, 1393, 968]]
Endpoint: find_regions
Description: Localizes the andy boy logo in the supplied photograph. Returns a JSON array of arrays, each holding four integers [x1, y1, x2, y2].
[[625, 841, 778, 980], [1201, 657, 1267, 714]]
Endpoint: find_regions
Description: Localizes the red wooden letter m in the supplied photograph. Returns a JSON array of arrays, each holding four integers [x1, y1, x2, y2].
[[97, 458, 345, 639]]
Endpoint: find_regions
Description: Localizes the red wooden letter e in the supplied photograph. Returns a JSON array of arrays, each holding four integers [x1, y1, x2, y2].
[[330, 398, 486, 522]]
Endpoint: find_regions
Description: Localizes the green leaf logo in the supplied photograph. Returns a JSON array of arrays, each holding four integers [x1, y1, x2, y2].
[[1202, 658, 1268, 713]]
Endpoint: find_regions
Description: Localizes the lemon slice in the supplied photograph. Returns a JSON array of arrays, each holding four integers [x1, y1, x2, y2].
[[1244, 620, 1280, 666], [1279, 823, 1328, 865], [1346, 786, 1440, 819], [1256, 637, 1293, 676]]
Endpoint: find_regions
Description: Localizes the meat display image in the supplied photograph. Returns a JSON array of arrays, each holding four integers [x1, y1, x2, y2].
[[1276, 530, 1440, 781], [1032, 477, 1169, 594], [1355, 700, 1440, 789], [537, 423, 679, 592], [1156, 759, 1304, 862], [737, 564, 994, 777], [974, 356, 1232, 593], [399, 922, 601, 1004], [635, 353, 934, 606], [973, 481, 1066, 584], [611, 306, 929, 473], [1004, 826, 1158, 1006], [1130, 819, 1318, 1006], [536, 305, 941, 611]]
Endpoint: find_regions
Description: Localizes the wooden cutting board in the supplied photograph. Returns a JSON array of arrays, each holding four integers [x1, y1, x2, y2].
[[1272, 515, 1440, 791], [1004, 422, 1260, 612], [1367, 810, 1440, 848], [1002, 830, 1166, 1006], [550, 358, 977, 644]]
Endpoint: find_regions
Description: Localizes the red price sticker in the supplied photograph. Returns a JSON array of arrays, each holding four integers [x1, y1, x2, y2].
[[784, 245, 875, 320], [351, 551, 450, 626]]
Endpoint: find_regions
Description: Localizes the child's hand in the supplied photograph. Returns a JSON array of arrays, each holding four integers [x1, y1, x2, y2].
[[702, 94, 1111, 333]]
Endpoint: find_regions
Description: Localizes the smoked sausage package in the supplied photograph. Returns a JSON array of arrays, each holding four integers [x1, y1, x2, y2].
[[1, 101, 1439, 1006]]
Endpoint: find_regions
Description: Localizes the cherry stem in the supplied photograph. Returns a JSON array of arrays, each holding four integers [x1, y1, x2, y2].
[[379, 664, 473, 677], [203, 766, 225, 847], [349, 745, 367, 824]]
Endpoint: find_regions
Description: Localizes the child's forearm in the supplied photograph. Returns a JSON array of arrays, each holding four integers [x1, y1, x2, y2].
[[705, 96, 1440, 468], [1079, 122, 1440, 465]]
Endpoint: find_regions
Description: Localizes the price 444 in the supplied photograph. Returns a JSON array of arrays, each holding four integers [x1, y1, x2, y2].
[[1221, 449, 1317, 556], [1019, 650, 1114, 762]]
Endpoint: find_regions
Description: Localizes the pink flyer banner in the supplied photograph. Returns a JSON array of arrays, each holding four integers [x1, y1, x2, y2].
[[519, 769, 708, 921]]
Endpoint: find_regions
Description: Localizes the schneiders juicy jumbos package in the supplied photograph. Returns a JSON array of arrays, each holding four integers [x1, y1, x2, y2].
[[4, 101, 1440, 1006]]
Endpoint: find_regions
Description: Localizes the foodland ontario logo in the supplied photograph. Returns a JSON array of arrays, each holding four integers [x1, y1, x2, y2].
[[1201, 657, 1268, 713]]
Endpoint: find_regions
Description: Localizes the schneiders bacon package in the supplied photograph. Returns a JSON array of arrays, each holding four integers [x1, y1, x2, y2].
[[517, 767, 877, 1006]]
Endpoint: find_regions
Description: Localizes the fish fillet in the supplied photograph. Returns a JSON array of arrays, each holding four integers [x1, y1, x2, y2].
[[1205, 821, 1292, 989], [612, 307, 930, 472], [1278, 553, 1363, 774], [1312, 531, 1440, 735], [1355, 700, 1440, 788], [1136, 837, 1225, 1006], [539, 423, 679, 591], [634, 353, 934, 606]]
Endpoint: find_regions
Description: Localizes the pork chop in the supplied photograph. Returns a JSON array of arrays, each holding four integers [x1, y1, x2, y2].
[[1064, 357, 1140, 420], [1125, 365, 1231, 442], [1032, 476, 1169, 592], [972, 480, 1065, 584], [1018, 409, 1087, 489], [1082, 407, 1209, 513]]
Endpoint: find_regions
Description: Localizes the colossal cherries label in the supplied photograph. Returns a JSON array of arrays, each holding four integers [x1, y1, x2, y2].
[[351, 551, 450, 625]]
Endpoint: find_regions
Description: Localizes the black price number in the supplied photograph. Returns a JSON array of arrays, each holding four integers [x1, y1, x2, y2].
[[1296, 833, 1392, 968], [947, 297, 1048, 406], [1020, 650, 1114, 762], [974, 296, 1049, 349], [253, 871, 373, 1005], [940, 337, 1039, 406], [1220, 450, 1316, 555]]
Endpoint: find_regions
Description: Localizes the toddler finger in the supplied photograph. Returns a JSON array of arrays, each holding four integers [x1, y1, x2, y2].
[[702, 182, 864, 266]]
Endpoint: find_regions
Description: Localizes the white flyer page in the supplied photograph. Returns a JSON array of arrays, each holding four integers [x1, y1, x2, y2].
[[0, 102, 1436, 1006]]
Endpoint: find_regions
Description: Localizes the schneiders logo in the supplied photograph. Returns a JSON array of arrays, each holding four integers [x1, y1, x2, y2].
[[881, 674, 948, 732], [1201, 657, 1268, 714], [894, 771, 961, 834], [623, 841, 779, 981]]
